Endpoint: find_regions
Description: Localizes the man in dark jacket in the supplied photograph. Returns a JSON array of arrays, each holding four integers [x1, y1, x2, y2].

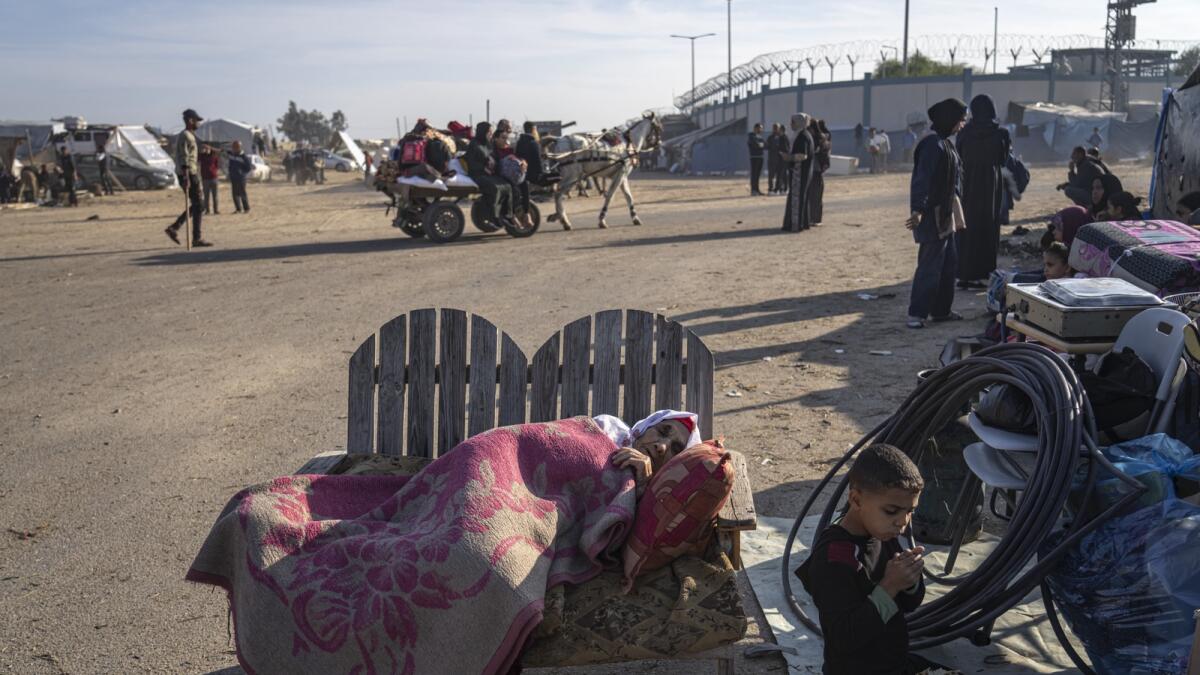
[[766, 124, 783, 194], [748, 123, 765, 195], [465, 121, 514, 227], [515, 122, 544, 185], [1057, 146, 1106, 207], [59, 146, 79, 206], [225, 140, 253, 213], [97, 148, 115, 195]]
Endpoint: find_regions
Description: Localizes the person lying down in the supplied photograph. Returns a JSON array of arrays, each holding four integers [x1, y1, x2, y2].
[[594, 409, 703, 494]]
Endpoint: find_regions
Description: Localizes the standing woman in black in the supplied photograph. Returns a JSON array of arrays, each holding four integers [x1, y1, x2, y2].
[[955, 94, 1011, 289], [782, 113, 814, 232], [808, 117, 832, 226]]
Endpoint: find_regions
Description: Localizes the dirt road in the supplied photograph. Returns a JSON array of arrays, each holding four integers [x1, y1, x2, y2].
[[0, 163, 1150, 673]]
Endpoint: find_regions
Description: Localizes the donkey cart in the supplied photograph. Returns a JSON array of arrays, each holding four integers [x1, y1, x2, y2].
[[384, 181, 541, 244]]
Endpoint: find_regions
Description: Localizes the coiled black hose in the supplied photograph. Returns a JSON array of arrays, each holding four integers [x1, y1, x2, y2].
[[780, 342, 1147, 670]]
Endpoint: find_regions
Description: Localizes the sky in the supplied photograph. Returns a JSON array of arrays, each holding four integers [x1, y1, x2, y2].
[[1, 0, 1196, 138]]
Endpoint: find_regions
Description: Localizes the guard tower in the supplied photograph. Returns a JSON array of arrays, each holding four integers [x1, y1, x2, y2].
[[1100, 0, 1156, 112]]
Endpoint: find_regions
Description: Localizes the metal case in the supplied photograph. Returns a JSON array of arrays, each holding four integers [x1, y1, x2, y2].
[[1007, 283, 1162, 340]]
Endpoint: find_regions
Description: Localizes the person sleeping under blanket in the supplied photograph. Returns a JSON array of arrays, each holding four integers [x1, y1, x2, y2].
[[594, 409, 703, 496]]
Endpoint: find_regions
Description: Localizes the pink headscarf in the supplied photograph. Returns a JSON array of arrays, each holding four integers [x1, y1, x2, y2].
[[1052, 206, 1093, 249]]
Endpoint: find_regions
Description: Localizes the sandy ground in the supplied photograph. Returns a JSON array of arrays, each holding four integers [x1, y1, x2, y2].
[[0, 161, 1151, 674]]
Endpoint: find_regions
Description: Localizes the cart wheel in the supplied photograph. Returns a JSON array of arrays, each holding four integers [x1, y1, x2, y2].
[[423, 202, 465, 243], [505, 202, 541, 238], [469, 200, 502, 232], [397, 216, 425, 238]]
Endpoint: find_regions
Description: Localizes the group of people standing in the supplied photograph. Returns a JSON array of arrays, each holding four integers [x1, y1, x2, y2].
[[746, 116, 832, 233]]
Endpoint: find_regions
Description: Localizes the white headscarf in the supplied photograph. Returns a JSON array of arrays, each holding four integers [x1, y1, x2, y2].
[[790, 112, 811, 130], [593, 409, 703, 450]]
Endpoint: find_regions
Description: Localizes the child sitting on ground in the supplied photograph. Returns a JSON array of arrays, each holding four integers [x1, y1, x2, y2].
[[796, 444, 945, 675], [1043, 241, 1072, 280]]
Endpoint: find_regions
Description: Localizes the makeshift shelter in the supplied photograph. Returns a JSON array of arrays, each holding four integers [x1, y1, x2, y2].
[[195, 118, 262, 152], [1005, 102, 1158, 162], [0, 120, 65, 167], [1150, 65, 1200, 219], [328, 130, 365, 168]]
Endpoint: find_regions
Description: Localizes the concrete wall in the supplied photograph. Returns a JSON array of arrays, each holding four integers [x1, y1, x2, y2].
[[692, 72, 1172, 134], [803, 86, 865, 128]]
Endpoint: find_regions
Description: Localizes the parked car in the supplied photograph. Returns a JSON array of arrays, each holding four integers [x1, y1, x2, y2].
[[248, 154, 272, 182], [74, 154, 177, 190], [320, 150, 358, 172]]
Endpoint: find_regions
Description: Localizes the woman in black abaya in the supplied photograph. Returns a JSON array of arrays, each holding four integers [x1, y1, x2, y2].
[[955, 94, 1011, 289], [781, 113, 814, 232]]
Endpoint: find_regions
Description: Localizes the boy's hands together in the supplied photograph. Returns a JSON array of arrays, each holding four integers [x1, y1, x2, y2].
[[880, 546, 925, 597]]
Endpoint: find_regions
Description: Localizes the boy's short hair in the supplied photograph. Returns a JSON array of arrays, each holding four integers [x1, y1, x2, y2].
[[847, 444, 924, 494]]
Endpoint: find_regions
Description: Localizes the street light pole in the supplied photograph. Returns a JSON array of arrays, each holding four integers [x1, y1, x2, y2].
[[903, 0, 910, 76], [671, 32, 716, 109], [727, 0, 733, 104]]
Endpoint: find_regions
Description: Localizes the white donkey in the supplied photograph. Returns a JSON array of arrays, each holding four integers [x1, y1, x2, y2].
[[546, 112, 663, 230]]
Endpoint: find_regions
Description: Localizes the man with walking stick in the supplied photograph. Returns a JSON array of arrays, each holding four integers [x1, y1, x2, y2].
[[165, 108, 212, 248]]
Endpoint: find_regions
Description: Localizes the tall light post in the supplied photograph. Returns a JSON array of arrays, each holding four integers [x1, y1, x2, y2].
[[671, 32, 716, 109], [903, 0, 910, 75], [727, 0, 733, 104]]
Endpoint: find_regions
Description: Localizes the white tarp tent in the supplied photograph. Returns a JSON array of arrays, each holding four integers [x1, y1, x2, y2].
[[329, 130, 366, 168], [108, 125, 175, 172], [195, 118, 261, 152]]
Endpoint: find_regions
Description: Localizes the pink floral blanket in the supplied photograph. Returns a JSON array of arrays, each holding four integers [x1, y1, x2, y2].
[[187, 417, 636, 675]]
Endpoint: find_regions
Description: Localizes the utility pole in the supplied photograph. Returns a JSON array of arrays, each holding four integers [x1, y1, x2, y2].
[[903, 0, 910, 76], [993, 7, 999, 74], [486, 99, 490, 123], [671, 33, 716, 110], [727, 0, 733, 104]]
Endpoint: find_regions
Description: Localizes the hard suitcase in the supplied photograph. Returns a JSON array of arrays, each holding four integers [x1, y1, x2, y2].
[[1008, 282, 1165, 340]]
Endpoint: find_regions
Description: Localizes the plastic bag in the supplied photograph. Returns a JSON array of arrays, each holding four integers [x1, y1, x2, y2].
[[1044, 499, 1200, 675], [975, 383, 1037, 433]]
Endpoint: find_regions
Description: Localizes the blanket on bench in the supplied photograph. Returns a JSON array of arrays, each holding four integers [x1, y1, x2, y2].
[[187, 417, 637, 675]]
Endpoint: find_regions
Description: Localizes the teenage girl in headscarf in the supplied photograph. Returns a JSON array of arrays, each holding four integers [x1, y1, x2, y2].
[[905, 98, 967, 329]]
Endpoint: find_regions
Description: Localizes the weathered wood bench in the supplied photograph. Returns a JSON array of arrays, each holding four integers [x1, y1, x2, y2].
[[298, 308, 759, 672]]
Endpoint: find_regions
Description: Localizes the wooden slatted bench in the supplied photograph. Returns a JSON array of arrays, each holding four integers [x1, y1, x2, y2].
[[298, 308, 759, 671]]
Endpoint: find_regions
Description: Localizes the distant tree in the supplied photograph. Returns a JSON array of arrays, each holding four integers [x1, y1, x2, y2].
[[1175, 46, 1200, 77], [276, 101, 337, 145], [875, 51, 965, 79], [330, 110, 348, 133]]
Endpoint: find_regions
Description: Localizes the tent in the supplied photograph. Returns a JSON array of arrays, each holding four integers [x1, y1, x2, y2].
[[1150, 65, 1200, 219], [328, 130, 365, 169], [195, 118, 262, 153], [0, 120, 65, 167]]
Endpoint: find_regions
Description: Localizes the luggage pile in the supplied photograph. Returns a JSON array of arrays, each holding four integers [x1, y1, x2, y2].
[[1070, 220, 1200, 295]]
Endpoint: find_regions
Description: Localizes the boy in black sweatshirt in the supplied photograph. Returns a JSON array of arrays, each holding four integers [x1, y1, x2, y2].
[[796, 444, 940, 675]]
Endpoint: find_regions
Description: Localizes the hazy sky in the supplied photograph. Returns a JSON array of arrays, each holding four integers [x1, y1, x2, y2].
[[2, 0, 1195, 138]]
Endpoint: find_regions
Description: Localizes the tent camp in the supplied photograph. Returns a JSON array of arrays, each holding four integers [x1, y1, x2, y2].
[[328, 131, 365, 169], [1005, 101, 1158, 162], [195, 118, 264, 152], [1150, 65, 1200, 219]]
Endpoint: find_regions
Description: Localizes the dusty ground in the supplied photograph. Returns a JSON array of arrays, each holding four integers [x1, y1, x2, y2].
[[0, 162, 1151, 674]]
